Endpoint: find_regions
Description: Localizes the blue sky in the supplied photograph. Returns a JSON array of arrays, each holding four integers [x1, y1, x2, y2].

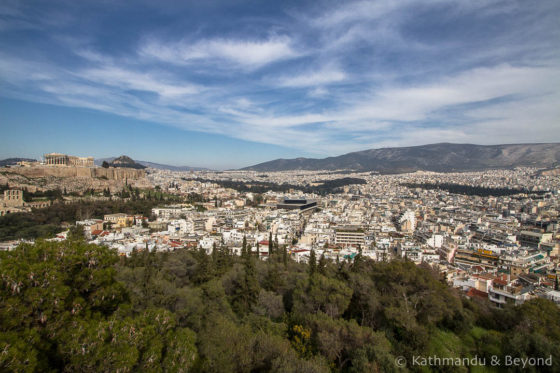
[[1, 0, 559, 169]]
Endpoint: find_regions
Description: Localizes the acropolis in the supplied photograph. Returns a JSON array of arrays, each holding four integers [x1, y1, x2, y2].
[[44, 153, 94, 167]]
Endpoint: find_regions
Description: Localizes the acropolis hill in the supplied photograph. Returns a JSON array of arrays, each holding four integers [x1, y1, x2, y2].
[[2, 164, 145, 180], [0, 153, 149, 194]]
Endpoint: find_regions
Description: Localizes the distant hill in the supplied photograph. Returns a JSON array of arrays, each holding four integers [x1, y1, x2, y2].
[[95, 157, 208, 171], [136, 161, 209, 172], [94, 157, 116, 166], [99, 155, 146, 169], [0, 158, 36, 167], [242, 143, 560, 173]]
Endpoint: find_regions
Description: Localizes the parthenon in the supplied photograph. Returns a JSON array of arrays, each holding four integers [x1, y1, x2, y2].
[[44, 153, 94, 167]]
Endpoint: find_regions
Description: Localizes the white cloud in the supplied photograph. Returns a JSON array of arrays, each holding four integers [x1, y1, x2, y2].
[[312, 1, 402, 28], [308, 87, 328, 97], [1, 0, 559, 163], [311, 0, 508, 29], [79, 66, 200, 98], [74, 49, 113, 64], [216, 63, 560, 152], [140, 36, 299, 69], [343, 64, 560, 123], [2, 41, 559, 155], [273, 66, 347, 87]]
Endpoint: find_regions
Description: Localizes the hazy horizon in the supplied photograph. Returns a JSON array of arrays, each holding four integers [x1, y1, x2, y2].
[[3, 140, 560, 171]]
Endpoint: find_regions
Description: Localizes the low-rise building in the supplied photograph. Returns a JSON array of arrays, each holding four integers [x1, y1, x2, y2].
[[104, 213, 134, 228], [335, 226, 365, 247]]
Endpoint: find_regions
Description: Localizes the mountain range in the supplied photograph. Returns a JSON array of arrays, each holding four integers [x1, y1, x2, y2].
[[0, 158, 37, 167], [95, 157, 209, 171], [242, 143, 560, 173]]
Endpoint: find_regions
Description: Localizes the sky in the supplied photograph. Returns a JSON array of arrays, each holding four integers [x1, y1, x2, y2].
[[0, 0, 559, 169]]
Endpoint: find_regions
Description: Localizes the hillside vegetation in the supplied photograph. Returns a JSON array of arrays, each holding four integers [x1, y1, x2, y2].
[[1, 240, 559, 372]]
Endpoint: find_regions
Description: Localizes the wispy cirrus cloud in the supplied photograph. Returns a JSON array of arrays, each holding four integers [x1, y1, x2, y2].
[[0, 0, 559, 165], [79, 66, 200, 98], [272, 65, 347, 87], [140, 35, 300, 70], [311, 0, 403, 28]]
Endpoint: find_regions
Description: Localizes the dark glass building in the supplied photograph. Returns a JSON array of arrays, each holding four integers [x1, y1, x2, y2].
[[277, 198, 317, 211]]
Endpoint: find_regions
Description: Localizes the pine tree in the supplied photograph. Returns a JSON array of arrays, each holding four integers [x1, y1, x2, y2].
[[211, 242, 218, 265], [142, 249, 155, 298], [195, 246, 211, 284], [352, 245, 363, 272], [256, 241, 260, 259], [67, 225, 85, 241], [221, 244, 232, 269], [282, 245, 288, 268], [268, 232, 273, 256], [244, 254, 259, 297], [232, 251, 260, 315], [242, 235, 247, 258], [318, 253, 327, 275], [309, 249, 317, 276], [262, 263, 282, 292]]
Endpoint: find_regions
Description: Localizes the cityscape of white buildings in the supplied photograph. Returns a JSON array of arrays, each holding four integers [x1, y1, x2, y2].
[[3, 166, 560, 308]]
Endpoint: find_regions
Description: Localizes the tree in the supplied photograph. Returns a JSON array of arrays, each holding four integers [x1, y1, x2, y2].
[[500, 298, 560, 372], [292, 274, 353, 318], [212, 242, 219, 266], [101, 161, 110, 168], [282, 246, 288, 268], [214, 244, 232, 277], [308, 314, 395, 371], [0, 240, 132, 370], [67, 224, 85, 241], [242, 235, 247, 258], [268, 232, 273, 256], [345, 273, 381, 329], [58, 309, 198, 372], [318, 253, 327, 275], [231, 254, 260, 315], [254, 289, 284, 319], [4, 236, 560, 372], [194, 246, 212, 284], [198, 314, 327, 373], [352, 245, 363, 272], [309, 249, 317, 276], [262, 263, 283, 293]]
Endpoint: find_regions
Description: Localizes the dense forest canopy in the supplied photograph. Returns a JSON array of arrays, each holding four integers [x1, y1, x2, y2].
[[401, 182, 547, 197], [183, 177, 366, 196], [1, 240, 559, 372]]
